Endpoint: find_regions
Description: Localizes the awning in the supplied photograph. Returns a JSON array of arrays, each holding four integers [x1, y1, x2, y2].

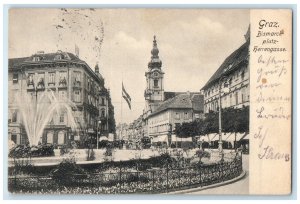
[[108, 133, 114, 142], [152, 135, 168, 143], [236, 133, 246, 141], [222, 132, 248, 142], [240, 133, 249, 140], [171, 135, 192, 142], [210, 133, 219, 141], [99, 136, 108, 141], [199, 135, 210, 142], [225, 133, 235, 142]]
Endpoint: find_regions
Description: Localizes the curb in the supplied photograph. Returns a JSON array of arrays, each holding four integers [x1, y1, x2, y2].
[[165, 170, 247, 194]]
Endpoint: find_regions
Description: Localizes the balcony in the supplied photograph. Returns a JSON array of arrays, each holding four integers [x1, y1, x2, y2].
[[58, 78, 67, 88], [73, 80, 81, 88]]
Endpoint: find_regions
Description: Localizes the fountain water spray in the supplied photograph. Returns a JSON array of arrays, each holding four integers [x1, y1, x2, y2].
[[15, 89, 79, 146]]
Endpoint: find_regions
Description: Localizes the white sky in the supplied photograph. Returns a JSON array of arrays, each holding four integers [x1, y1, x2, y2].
[[9, 8, 249, 125]]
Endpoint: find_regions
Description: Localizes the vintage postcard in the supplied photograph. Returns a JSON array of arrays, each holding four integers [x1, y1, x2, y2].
[[6, 8, 292, 196]]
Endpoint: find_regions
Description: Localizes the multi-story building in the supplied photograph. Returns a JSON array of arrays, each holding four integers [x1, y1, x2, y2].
[[201, 31, 250, 113], [147, 92, 204, 146], [143, 36, 204, 146], [115, 123, 129, 142], [8, 51, 115, 146]]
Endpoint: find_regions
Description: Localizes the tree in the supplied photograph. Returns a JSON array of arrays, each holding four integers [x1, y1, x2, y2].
[[174, 106, 249, 137]]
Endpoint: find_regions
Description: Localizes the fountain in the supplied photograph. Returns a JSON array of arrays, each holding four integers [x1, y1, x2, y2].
[[15, 89, 79, 147]]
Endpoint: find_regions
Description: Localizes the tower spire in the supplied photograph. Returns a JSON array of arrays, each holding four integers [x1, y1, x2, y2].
[[148, 35, 162, 69]]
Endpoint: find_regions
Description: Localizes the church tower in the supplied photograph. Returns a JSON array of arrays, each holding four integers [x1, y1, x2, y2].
[[144, 36, 165, 115]]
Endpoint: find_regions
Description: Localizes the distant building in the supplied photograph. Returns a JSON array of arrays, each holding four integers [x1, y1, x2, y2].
[[8, 51, 115, 146], [127, 115, 143, 148], [201, 29, 250, 113], [143, 36, 204, 145]]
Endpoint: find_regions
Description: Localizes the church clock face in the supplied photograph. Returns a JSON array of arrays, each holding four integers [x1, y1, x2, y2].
[[153, 71, 159, 78]]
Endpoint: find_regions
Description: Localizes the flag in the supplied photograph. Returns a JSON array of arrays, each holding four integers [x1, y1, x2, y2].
[[122, 82, 131, 110], [75, 44, 79, 57]]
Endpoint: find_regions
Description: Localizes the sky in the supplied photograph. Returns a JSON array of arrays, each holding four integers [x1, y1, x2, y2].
[[9, 8, 249, 125]]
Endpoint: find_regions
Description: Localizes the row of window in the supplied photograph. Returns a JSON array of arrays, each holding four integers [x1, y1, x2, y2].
[[9, 110, 67, 124], [149, 123, 169, 134], [13, 71, 100, 92], [149, 112, 168, 125], [46, 131, 66, 145], [10, 134, 27, 145], [149, 111, 191, 127], [174, 112, 190, 120], [205, 67, 248, 98], [204, 88, 249, 113]]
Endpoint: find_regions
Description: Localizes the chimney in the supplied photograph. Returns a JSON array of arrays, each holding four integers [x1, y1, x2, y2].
[[95, 63, 99, 74]]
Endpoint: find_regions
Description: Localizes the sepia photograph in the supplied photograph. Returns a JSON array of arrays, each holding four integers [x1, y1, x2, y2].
[[6, 7, 292, 196]]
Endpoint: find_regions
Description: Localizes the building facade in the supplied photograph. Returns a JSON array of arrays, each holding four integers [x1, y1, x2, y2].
[[8, 51, 114, 146], [201, 32, 250, 113], [147, 92, 204, 146]]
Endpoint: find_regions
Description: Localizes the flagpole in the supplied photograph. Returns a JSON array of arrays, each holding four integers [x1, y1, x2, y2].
[[120, 77, 123, 142]]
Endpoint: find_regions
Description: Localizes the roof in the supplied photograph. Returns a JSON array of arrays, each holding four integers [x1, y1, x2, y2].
[[8, 51, 104, 83], [149, 92, 203, 117], [192, 94, 204, 112], [9, 52, 83, 69], [8, 57, 28, 68], [164, 91, 184, 101], [201, 40, 249, 90]]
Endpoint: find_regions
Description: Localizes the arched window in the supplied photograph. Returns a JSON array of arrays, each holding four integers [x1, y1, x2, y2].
[[46, 132, 54, 144], [12, 110, 18, 123], [57, 131, 65, 145], [154, 79, 158, 87], [101, 108, 106, 117], [241, 70, 245, 80]]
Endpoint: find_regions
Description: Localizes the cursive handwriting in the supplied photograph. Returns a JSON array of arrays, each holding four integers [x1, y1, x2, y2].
[[253, 126, 267, 148], [256, 66, 287, 83], [256, 82, 281, 90], [257, 55, 288, 67], [256, 91, 291, 103], [254, 126, 290, 162], [256, 106, 291, 120], [258, 145, 290, 161]]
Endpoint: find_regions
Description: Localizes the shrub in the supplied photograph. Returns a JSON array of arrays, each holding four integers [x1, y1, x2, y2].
[[9, 145, 30, 158], [59, 145, 69, 156], [9, 144, 54, 158], [196, 149, 211, 164], [126, 174, 149, 183], [50, 158, 88, 185]]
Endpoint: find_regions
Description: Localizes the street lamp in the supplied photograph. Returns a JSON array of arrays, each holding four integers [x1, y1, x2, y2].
[[167, 124, 172, 149], [218, 76, 229, 155], [96, 120, 101, 149]]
